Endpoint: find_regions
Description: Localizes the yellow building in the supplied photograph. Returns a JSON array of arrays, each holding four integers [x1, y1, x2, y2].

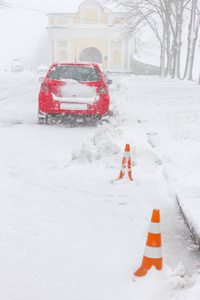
[[47, 0, 134, 72]]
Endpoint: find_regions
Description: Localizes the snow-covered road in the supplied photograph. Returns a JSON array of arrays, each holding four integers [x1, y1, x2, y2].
[[0, 72, 200, 299]]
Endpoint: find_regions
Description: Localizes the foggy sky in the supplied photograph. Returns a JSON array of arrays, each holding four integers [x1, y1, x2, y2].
[[0, 0, 83, 69]]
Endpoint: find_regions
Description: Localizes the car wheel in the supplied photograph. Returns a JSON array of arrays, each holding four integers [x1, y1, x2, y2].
[[38, 108, 47, 124], [100, 111, 110, 125], [46, 114, 54, 125]]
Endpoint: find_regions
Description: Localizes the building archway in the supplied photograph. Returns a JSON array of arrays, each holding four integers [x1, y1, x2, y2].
[[79, 47, 102, 63]]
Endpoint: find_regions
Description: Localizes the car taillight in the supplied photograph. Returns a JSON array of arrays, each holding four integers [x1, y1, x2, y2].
[[41, 82, 50, 93], [97, 83, 108, 95]]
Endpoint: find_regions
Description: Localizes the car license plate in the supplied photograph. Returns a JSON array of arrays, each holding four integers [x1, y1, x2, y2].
[[60, 103, 87, 110]]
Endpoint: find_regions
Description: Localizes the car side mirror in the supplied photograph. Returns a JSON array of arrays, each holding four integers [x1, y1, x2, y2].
[[39, 77, 45, 83], [106, 79, 112, 85]]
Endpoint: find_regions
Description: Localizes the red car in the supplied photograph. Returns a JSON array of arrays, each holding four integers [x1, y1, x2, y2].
[[38, 62, 111, 125]]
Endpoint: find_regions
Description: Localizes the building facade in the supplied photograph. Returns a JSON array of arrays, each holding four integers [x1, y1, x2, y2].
[[47, 0, 134, 72]]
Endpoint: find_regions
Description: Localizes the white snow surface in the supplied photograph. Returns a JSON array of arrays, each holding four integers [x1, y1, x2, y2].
[[1, 71, 200, 299]]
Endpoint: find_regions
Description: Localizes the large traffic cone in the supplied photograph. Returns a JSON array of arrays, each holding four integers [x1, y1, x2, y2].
[[116, 144, 133, 181], [134, 209, 162, 277]]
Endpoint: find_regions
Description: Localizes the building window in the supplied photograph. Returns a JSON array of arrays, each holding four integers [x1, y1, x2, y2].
[[83, 9, 98, 24], [73, 13, 80, 24], [60, 41, 67, 48], [101, 12, 108, 24], [49, 19, 54, 25], [113, 50, 121, 65], [58, 18, 67, 25], [60, 50, 67, 61]]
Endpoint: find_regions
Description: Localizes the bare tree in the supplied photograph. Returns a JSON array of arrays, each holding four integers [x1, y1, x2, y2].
[[103, 0, 199, 80], [0, 1, 8, 8], [169, 0, 184, 78], [183, 0, 200, 80], [105, 0, 168, 76]]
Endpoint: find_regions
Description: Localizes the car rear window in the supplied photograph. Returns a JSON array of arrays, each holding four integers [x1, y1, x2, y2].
[[48, 65, 101, 82]]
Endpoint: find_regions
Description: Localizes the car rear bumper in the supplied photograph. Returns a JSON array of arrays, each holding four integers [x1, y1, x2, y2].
[[38, 109, 110, 125], [39, 93, 110, 116]]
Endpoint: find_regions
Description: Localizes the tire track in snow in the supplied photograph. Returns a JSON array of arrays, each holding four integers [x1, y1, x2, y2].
[[0, 79, 37, 102]]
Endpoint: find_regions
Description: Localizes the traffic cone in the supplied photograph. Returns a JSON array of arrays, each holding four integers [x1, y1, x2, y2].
[[116, 144, 133, 181], [134, 209, 162, 277]]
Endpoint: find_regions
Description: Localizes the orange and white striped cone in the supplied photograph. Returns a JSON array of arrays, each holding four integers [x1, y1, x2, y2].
[[117, 144, 133, 181], [134, 209, 162, 277]]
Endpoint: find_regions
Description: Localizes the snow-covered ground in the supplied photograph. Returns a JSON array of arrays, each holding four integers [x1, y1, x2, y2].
[[0, 71, 200, 299]]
